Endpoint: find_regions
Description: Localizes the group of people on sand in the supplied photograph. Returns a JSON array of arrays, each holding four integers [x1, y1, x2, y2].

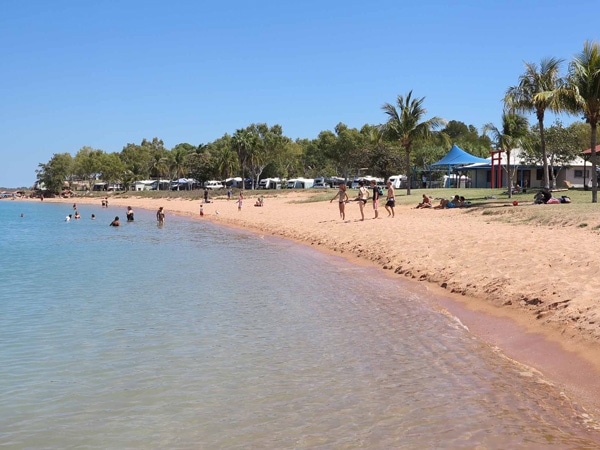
[[330, 180, 396, 221], [412, 194, 470, 209]]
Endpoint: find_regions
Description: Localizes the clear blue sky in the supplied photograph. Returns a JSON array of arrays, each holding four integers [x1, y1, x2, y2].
[[0, 0, 594, 188]]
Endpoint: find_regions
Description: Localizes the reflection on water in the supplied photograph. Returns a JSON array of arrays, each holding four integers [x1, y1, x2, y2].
[[0, 201, 599, 448]]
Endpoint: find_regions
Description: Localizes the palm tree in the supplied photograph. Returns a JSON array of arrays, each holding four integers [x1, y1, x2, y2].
[[150, 152, 169, 190], [483, 111, 529, 198], [567, 41, 600, 202], [217, 146, 239, 179], [382, 91, 445, 195], [505, 58, 565, 189], [169, 147, 190, 181], [231, 128, 255, 189]]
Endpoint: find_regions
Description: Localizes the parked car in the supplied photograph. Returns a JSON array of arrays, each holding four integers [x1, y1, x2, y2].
[[205, 180, 224, 190]]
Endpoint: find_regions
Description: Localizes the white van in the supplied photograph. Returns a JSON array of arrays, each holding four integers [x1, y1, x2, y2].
[[205, 180, 224, 190], [388, 175, 407, 189]]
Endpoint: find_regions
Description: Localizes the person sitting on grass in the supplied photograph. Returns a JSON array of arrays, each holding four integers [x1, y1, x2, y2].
[[415, 194, 433, 209]]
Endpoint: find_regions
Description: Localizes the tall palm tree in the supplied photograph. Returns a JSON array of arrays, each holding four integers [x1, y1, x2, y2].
[[382, 91, 445, 195], [217, 146, 239, 179], [169, 147, 190, 180], [483, 111, 529, 198], [567, 41, 600, 202], [232, 128, 255, 189], [505, 58, 565, 189], [150, 153, 169, 190]]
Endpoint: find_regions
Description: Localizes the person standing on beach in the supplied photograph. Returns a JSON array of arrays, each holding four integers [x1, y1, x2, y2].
[[330, 183, 349, 220], [370, 180, 380, 219], [204, 188, 209, 203], [156, 206, 165, 225], [237, 191, 244, 211], [227, 188, 232, 200], [357, 181, 369, 221], [385, 181, 395, 218], [200, 204, 204, 216]]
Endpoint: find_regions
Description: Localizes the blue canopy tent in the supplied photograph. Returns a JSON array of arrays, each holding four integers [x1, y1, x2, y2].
[[431, 144, 489, 188]]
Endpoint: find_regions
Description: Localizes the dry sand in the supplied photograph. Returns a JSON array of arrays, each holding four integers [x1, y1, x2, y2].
[[39, 190, 600, 413]]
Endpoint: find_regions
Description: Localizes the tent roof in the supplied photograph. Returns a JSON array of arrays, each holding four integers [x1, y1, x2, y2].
[[431, 144, 489, 167]]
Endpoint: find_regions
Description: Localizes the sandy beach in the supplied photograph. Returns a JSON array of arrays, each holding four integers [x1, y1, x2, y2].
[[36, 190, 600, 413]]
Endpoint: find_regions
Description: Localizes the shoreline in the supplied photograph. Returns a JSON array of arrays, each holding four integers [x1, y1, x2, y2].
[[22, 192, 600, 415]]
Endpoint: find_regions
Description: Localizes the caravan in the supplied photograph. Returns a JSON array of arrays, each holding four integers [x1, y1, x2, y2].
[[442, 174, 471, 188], [387, 175, 407, 189], [258, 178, 282, 189], [286, 178, 315, 189]]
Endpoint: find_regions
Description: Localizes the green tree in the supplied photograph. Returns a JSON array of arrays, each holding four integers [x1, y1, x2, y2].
[[36, 153, 73, 193], [187, 152, 216, 184], [382, 91, 446, 195], [361, 124, 402, 181], [524, 120, 584, 189], [248, 123, 291, 186], [232, 127, 256, 189], [483, 111, 529, 197], [326, 123, 367, 182], [99, 152, 126, 189], [73, 146, 104, 189], [568, 121, 592, 152], [211, 135, 239, 179], [440, 121, 491, 157], [314, 130, 338, 177], [120, 143, 152, 179], [567, 41, 600, 201], [505, 57, 566, 189], [168, 145, 191, 181]]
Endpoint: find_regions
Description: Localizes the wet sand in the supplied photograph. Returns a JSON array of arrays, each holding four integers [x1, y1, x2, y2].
[[35, 191, 600, 415]]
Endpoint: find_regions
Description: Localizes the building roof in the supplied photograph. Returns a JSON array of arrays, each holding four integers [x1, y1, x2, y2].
[[581, 145, 600, 155]]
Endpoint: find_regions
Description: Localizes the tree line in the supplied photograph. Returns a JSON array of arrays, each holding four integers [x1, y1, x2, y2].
[[36, 41, 599, 199]]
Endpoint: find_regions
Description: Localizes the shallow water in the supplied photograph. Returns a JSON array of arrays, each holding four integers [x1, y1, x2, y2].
[[1, 200, 599, 448]]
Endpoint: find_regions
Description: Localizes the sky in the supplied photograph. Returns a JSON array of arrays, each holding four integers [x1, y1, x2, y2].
[[0, 0, 595, 188]]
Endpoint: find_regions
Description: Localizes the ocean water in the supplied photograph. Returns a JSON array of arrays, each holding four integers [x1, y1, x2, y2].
[[1, 199, 599, 449]]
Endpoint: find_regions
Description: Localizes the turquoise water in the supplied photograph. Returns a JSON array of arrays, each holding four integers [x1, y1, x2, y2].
[[1, 200, 599, 449]]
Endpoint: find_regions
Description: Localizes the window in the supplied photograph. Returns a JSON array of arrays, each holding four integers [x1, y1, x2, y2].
[[574, 170, 589, 178], [536, 169, 543, 181]]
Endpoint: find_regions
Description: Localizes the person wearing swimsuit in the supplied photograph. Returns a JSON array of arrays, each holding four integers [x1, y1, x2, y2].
[[330, 183, 349, 220]]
